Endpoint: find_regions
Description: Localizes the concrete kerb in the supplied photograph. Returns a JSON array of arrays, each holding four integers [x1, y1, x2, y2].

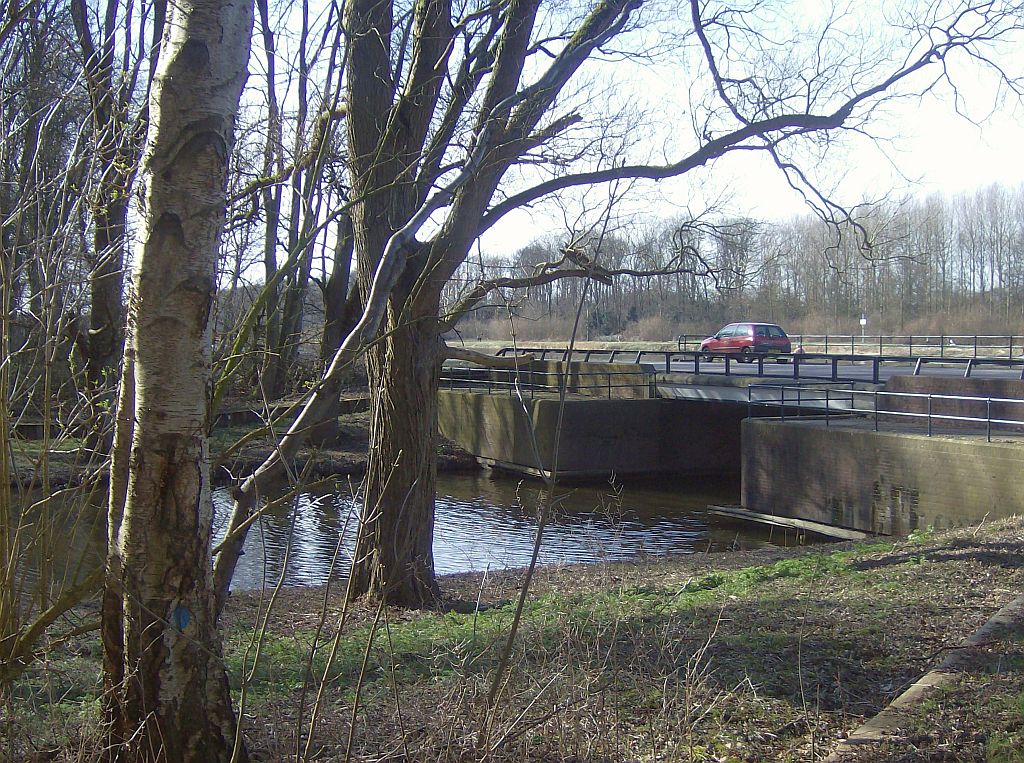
[[823, 589, 1024, 761]]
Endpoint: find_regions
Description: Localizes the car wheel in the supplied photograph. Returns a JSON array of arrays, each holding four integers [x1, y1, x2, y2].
[[740, 347, 753, 363], [701, 351, 714, 363]]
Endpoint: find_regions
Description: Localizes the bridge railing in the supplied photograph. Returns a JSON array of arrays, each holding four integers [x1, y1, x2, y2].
[[496, 345, 686, 368], [440, 365, 658, 399], [747, 383, 1024, 442], [498, 346, 1024, 383], [678, 333, 1024, 358]]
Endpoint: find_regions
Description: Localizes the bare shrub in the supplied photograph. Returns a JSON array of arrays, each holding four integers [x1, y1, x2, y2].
[[623, 315, 676, 342]]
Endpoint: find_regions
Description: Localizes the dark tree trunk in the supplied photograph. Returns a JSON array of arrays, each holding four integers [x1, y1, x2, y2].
[[319, 213, 355, 368], [85, 195, 127, 390], [349, 306, 442, 606], [307, 215, 357, 444]]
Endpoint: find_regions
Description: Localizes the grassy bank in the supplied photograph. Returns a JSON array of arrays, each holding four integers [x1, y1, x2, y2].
[[4, 517, 1023, 762]]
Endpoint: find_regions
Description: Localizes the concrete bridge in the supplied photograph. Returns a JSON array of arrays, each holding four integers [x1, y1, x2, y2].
[[438, 359, 1024, 537]]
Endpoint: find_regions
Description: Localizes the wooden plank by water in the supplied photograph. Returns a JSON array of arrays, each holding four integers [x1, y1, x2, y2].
[[707, 504, 873, 541]]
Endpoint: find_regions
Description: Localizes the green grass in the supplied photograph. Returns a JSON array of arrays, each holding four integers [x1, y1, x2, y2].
[[978, 687, 1024, 762], [222, 548, 873, 703], [4, 526, 1022, 760]]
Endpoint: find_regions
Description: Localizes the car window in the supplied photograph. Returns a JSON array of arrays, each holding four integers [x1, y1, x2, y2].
[[717, 325, 733, 338], [767, 326, 786, 338], [755, 326, 768, 338]]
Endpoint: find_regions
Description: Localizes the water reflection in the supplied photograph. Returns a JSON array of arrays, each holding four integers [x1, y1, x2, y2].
[[215, 472, 765, 592], [8, 485, 107, 593]]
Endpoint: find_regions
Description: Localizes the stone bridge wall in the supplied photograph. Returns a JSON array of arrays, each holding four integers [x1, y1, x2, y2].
[[438, 391, 745, 479], [742, 419, 1024, 534], [880, 376, 1024, 431]]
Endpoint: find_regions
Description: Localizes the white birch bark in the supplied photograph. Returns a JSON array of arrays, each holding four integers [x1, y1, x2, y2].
[[104, 0, 254, 760]]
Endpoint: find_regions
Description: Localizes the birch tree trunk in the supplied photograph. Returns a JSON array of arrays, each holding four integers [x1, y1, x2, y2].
[[103, 0, 254, 759]]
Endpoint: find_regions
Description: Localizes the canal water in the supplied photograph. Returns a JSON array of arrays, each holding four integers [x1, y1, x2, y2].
[[13, 472, 797, 593], [214, 472, 786, 591]]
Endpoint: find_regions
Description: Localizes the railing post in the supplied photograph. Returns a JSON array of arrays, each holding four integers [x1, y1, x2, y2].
[[850, 335, 854, 355], [792, 354, 800, 380], [914, 358, 923, 376], [872, 357, 880, 385], [826, 387, 830, 427], [927, 394, 933, 436], [831, 356, 839, 381], [987, 398, 992, 442], [974, 335, 978, 358], [874, 391, 879, 432], [940, 334, 945, 358], [824, 335, 829, 353], [965, 359, 974, 379]]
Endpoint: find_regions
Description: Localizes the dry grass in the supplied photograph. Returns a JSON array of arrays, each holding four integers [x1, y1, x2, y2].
[[5, 517, 1022, 762]]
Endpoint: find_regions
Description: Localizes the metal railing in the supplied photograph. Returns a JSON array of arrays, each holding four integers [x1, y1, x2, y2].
[[678, 333, 1024, 358], [746, 383, 1024, 442], [440, 365, 657, 399], [498, 346, 1024, 383], [497, 345, 684, 368]]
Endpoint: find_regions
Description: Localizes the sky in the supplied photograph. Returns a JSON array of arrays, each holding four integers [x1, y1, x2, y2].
[[476, 2, 1024, 258], [480, 97, 1024, 258]]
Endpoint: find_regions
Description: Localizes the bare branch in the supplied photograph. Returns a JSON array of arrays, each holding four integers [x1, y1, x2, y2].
[[441, 343, 535, 368]]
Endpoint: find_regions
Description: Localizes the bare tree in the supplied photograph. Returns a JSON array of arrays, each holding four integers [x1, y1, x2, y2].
[[70, 0, 163, 411], [213, 0, 1024, 609]]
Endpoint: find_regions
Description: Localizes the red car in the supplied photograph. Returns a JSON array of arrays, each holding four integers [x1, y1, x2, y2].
[[699, 322, 792, 362]]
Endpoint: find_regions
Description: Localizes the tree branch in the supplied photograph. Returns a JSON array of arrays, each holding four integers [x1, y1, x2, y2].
[[438, 242, 713, 332], [477, 3, 1013, 236], [440, 343, 535, 368]]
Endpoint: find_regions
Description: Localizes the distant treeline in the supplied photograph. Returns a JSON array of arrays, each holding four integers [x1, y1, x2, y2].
[[447, 183, 1024, 341]]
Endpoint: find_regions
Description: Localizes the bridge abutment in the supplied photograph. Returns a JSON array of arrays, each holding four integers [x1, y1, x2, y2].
[[742, 418, 1024, 533], [438, 391, 746, 479]]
